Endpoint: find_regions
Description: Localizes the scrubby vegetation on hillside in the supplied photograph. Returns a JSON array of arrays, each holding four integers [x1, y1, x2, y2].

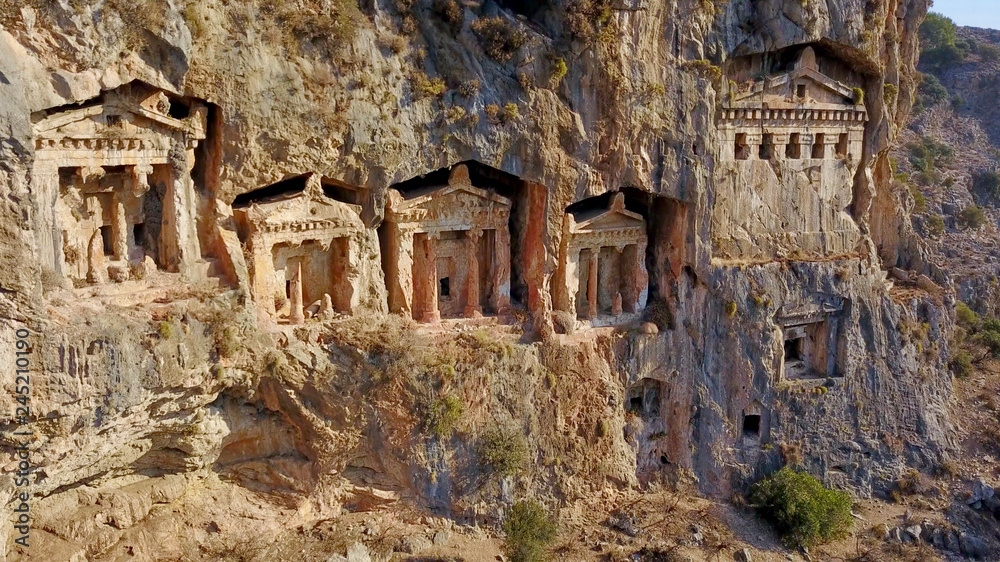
[[749, 468, 853, 548]]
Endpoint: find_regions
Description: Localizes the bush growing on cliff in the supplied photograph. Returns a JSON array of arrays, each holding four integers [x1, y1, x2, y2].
[[950, 348, 974, 378], [957, 205, 986, 229], [956, 301, 980, 329], [914, 73, 948, 112], [919, 13, 968, 70], [503, 500, 557, 562], [908, 136, 953, 173], [972, 170, 1000, 204], [424, 394, 464, 438], [748, 468, 853, 548], [471, 16, 527, 62], [479, 428, 529, 477], [258, 0, 363, 57], [980, 44, 1000, 64]]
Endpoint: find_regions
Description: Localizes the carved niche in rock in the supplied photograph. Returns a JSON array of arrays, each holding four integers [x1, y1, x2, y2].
[[714, 47, 870, 259], [383, 164, 512, 323], [555, 193, 648, 326], [234, 174, 369, 324], [32, 82, 208, 283], [778, 298, 846, 381]]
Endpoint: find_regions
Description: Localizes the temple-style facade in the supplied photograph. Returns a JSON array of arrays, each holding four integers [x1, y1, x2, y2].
[[382, 164, 511, 322], [718, 47, 867, 163], [32, 82, 207, 283], [713, 47, 869, 259], [555, 193, 648, 326], [233, 174, 374, 323]]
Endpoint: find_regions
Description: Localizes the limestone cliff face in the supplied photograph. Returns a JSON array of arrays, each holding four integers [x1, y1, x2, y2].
[[0, 0, 954, 558]]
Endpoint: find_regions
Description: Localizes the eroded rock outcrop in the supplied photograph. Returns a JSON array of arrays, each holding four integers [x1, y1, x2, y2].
[[0, 0, 952, 558]]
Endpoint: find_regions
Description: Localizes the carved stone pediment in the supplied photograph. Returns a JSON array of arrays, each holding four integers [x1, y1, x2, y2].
[[569, 193, 645, 233], [727, 48, 865, 115], [386, 165, 511, 228], [244, 182, 364, 235], [32, 84, 207, 159]]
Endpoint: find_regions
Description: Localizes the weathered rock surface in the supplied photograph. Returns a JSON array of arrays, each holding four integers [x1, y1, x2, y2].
[[0, 0, 963, 559]]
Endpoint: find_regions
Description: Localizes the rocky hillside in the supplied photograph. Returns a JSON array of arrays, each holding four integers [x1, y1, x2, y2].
[[892, 17, 1000, 315], [4, 0, 995, 561]]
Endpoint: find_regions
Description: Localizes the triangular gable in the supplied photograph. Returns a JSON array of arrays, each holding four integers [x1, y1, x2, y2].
[[246, 176, 363, 229], [571, 193, 645, 233], [729, 48, 861, 108], [33, 88, 197, 138], [391, 164, 510, 214], [395, 182, 510, 213]]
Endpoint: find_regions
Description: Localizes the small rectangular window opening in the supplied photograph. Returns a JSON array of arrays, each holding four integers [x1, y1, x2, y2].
[[786, 133, 801, 159], [784, 337, 803, 361], [796, 84, 806, 98], [439, 277, 451, 298], [759, 133, 774, 160], [735, 133, 750, 160], [628, 396, 643, 414], [812, 133, 826, 159], [836, 133, 849, 158], [100, 225, 113, 256], [743, 414, 761, 437]]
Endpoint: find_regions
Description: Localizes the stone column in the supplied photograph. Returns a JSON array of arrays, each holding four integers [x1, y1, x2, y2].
[[289, 260, 305, 324], [635, 238, 649, 311], [587, 247, 599, 318], [110, 189, 129, 261], [464, 229, 482, 318], [249, 235, 277, 315], [612, 246, 624, 316], [563, 247, 581, 317], [421, 234, 441, 323], [86, 230, 107, 284], [160, 144, 204, 279], [33, 163, 63, 276], [492, 227, 511, 313]]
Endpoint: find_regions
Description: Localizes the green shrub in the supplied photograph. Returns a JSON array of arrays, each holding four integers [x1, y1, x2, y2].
[[563, 0, 615, 42], [725, 301, 737, 318], [471, 16, 527, 62], [972, 170, 1000, 203], [501, 102, 520, 122], [258, 0, 362, 57], [925, 214, 945, 238], [682, 59, 722, 82], [503, 500, 557, 562], [432, 0, 463, 29], [949, 348, 973, 378], [158, 320, 175, 339], [479, 428, 529, 477], [908, 184, 927, 214], [411, 71, 447, 99], [851, 87, 865, 104], [748, 467, 853, 548], [459, 79, 481, 97], [915, 73, 948, 110], [920, 13, 958, 51], [977, 319, 1000, 357], [956, 301, 980, 329], [957, 205, 986, 229], [424, 394, 464, 438], [919, 13, 968, 69], [550, 57, 568, 88], [980, 43, 1000, 63], [215, 325, 240, 358], [908, 136, 953, 173], [883, 83, 898, 106]]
